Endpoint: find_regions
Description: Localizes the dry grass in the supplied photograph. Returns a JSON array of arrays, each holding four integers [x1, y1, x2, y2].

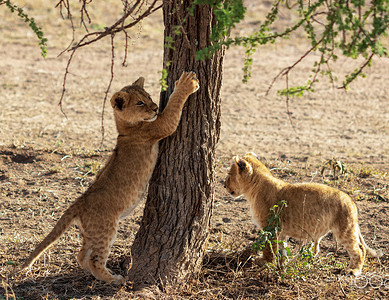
[[3, 242, 387, 299], [0, 146, 388, 299]]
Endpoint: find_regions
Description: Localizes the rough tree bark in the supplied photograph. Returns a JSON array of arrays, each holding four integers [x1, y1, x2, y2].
[[127, 0, 224, 287]]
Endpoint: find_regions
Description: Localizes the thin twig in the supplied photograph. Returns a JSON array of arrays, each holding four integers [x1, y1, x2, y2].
[[80, 0, 92, 32], [69, 0, 161, 51], [266, 35, 326, 96], [100, 33, 116, 148], [56, 0, 76, 56], [56, 0, 163, 116], [337, 53, 374, 90], [121, 1, 132, 67], [58, 34, 91, 115], [265, 33, 327, 131], [285, 73, 297, 133]]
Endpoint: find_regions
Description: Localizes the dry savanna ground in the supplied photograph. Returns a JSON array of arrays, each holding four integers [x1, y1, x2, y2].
[[0, 1, 388, 299]]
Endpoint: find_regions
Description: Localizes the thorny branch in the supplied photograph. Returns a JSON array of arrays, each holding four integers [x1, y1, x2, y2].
[[265, 35, 326, 130], [264, 0, 382, 128], [56, 0, 163, 124]]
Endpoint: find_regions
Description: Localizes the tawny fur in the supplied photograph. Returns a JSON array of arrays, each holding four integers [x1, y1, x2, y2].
[[22, 72, 200, 285], [224, 152, 379, 276]]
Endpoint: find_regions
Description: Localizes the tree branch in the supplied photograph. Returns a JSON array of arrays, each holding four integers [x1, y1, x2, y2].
[[69, 0, 161, 51], [56, 0, 163, 119], [266, 35, 326, 96]]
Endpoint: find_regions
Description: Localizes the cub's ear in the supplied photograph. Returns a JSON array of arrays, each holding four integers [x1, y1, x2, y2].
[[247, 152, 260, 160], [234, 156, 247, 172], [111, 94, 125, 110], [132, 77, 145, 88], [237, 159, 247, 172]]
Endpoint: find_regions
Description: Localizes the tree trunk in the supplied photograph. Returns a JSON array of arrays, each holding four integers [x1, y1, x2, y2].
[[127, 0, 224, 287]]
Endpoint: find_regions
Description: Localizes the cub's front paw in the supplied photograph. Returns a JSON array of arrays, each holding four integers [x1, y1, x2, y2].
[[175, 71, 200, 95]]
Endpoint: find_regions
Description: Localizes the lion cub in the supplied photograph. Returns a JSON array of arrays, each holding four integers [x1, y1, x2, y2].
[[224, 152, 379, 276], [22, 72, 200, 284]]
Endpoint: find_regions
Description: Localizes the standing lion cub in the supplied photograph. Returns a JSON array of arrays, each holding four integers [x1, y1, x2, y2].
[[224, 152, 379, 276], [22, 72, 199, 285]]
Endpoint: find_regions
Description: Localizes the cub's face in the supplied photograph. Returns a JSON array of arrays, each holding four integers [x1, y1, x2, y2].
[[110, 77, 158, 124], [224, 157, 246, 197], [224, 154, 258, 197]]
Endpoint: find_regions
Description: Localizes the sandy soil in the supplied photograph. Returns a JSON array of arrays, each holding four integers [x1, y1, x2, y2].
[[0, 1, 388, 299]]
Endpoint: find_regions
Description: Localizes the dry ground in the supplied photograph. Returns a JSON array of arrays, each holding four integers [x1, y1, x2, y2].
[[0, 1, 388, 299]]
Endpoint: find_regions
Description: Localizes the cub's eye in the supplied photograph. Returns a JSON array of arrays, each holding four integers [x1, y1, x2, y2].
[[136, 101, 144, 106]]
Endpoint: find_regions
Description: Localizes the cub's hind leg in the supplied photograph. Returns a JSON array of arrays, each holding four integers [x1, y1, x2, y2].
[[84, 227, 125, 285], [77, 236, 91, 271], [335, 227, 365, 276], [87, 245, 124, 285], [344, 240, 365, 276]]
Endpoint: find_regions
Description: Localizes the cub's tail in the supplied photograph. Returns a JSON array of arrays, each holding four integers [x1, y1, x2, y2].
[[359, 227, 383, 258], [22, 203, 79, 269]]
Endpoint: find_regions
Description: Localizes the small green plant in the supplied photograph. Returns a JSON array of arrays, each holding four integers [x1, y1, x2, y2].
[[321, 158, 347, 180], [298, 241, 315, 266], [5, 260, 16, 266], [265, 241, 318, 281], [48, 167, 63, 174], [253, 200, 330, 281], [74, 161, 101, 187], [253, 200, 288, 262], [159, 61, 171, 92], [164, 35, 176, 50], [83, 161, 102, 176], [1, 0, 48, 57]]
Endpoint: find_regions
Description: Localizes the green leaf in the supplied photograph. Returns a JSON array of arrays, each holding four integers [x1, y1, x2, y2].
[[3, 0, 48, 57], [6, 260, 16, 266]]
